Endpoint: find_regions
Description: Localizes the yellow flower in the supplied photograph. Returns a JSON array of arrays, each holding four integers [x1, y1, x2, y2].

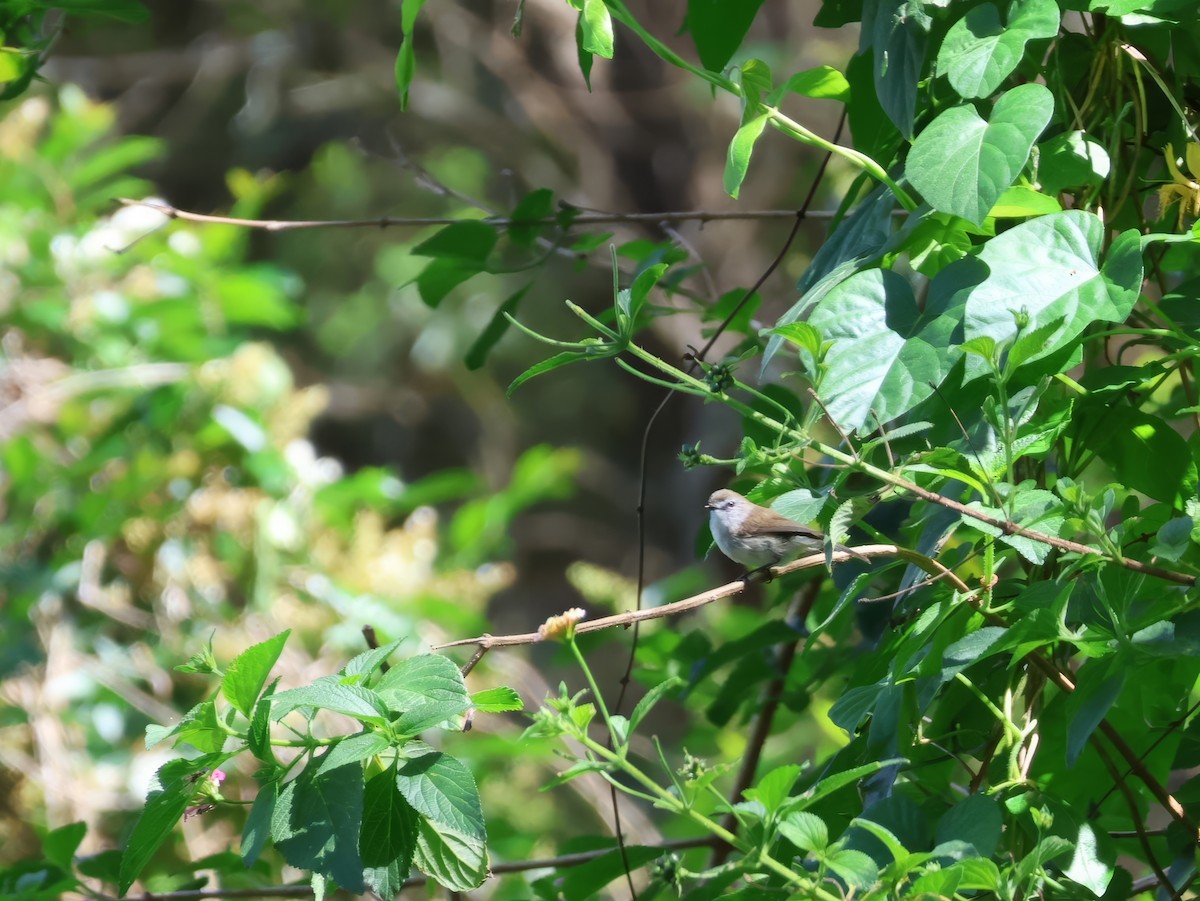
[[1158, 141, 1200, 229]]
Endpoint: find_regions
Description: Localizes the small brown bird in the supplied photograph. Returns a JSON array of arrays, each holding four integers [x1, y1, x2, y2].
[[705, 488, 869, 572]]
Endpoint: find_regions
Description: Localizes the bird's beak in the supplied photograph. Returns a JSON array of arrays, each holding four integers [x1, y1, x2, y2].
[[703, 502, 714, 510]]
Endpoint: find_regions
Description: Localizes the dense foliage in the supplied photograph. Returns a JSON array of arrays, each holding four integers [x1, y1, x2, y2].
[[5, 0, 1200, 899]]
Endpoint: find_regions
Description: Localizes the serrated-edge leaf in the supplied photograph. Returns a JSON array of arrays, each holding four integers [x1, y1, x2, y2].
[[360, 768, 419, 868], [470, 686, 524, 713], [119, 754, 229, 894], [343, 639, 405, 680], [628, 676, 683, 735], [314, 732, 392, 776], [222, 630, 291, 719], [242, 779, 277, 868], [778, 811, 829, 851], [269, 677, 392, 727]]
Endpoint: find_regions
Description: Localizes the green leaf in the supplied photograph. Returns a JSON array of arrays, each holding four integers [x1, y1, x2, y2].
[[575, 15, 595, 90], [627, 676, 682, 735], [937, 627, 1007, 683], [314, 733, 391, 776], [935, 794, 1002, 857], [557, 845, 665, 901], [363, 856, 411, 899], [825, 848, 879, 890], [770, 322, 825, 365], [507, 349, 590, 395], [724, 112, 768, 198], [343, 639, 405, 680], [763, 183, 899, 370], [793, 758, 908, 811], [580, 0, 614, 57], [952, 211, 1139, 377], [965, 485, 1069, 564], [470, 686, 524, 713], [119, 754, 228, 894], [248, 678, 279, 764], [989, 185, 1062, 218], [42, 822, 87, 870], [992, 581, 1074, 660], [1077, 407, 1197, 505], [938, 0, 1061, 99], [1038, 130, 1110, 195], [215, 269, 298, 329], [222, 630, 290, 719], [620, 263, 668, 333], [270, 677, 392, 727], [769, 65, 850, 104], [465, 283, 532, 370], [414, 258, 480, 308], [394, 0, 428, 111], [899, 213, 977, 277], [803, 267, 963, 431], [953, 856, 1002, 890], [1063, 822, 1114, 895], [1066, 659, 1125, 765], [737, 58, 774, 101], [687, 0, 766, 71], [862, 0, 928, 137], [272, 751, 365, 892], [908, 84, 1054, 225], [360, 769, 419, 868], [242, 780, 277, 868], [398, 751, 487, 891], [1153, 517, 1193, 562], [508, 188, 555, 246], [778, 811, 829, 851], [744, 764, 802, 814], [376, 654, 471, 735], [146, 698, 224, 754], [412, 221, 497, 262]]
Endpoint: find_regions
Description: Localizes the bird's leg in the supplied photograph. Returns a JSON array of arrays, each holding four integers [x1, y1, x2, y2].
[[742, 563, 776, 586]]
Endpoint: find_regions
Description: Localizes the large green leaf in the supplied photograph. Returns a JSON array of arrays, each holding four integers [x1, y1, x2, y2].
[[943, 212, 1141, 377], [269, 677, 392, 727], [360, 769, 419, 869], [1065, 658, 1125, 766], [764, 184, 899, 369], [272, 753, 365, 892], [938, 0, 1060, 99], [803, 267, 964, 431], [376, 654, 471, 735], [1075, 407, 1198, 505], [861, 0, 929, 137], [397, 751, 487, 891], [907, 84, 1053, 224], [935, 794, 1002, 857]]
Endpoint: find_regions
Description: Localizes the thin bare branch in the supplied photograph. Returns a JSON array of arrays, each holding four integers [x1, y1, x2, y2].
[[99, 837, 716, 901], [432, 545, 968, 652], [117, 198, 836, 232]]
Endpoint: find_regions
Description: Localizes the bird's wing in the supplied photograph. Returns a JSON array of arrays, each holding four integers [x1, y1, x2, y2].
[[758, 509, 824, 538]]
